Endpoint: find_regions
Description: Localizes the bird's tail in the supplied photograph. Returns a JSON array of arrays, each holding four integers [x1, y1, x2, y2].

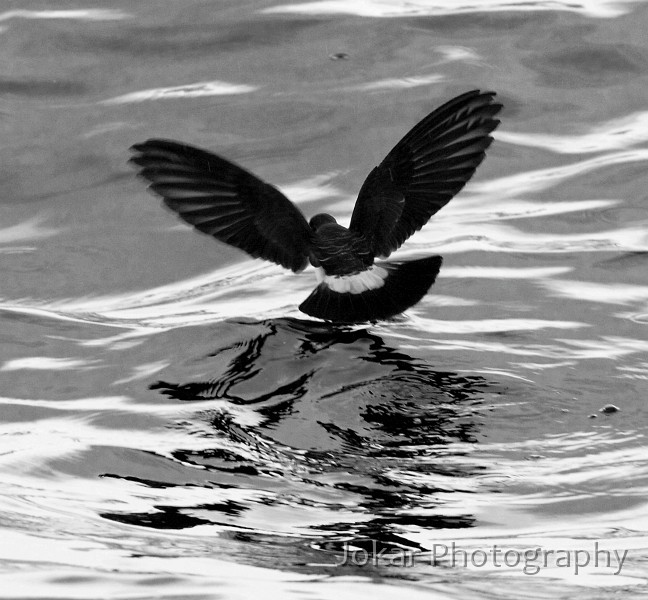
[[298, 256, 442, 323]]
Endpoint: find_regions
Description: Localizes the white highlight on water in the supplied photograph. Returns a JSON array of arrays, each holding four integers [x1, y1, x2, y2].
[[0, 216, 59, 244], [102, 81, 258, 105], [263, 0, 633, 19], [0, 9, 128, 22], [356, 74, 445, 91], [1, 357, 98, 372], [498, 110, 648, 154]]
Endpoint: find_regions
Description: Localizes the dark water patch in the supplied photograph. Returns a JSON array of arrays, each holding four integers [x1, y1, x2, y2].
[[62, 18, 325, 58], [403, 11, 558, 33], [595, 251, 648, 268], [0, 77, 87, 97], [89, 318, 499, 571], [148, 318, 493, 450], [102, 505, 213, 530], [526, 43, 648, 87]]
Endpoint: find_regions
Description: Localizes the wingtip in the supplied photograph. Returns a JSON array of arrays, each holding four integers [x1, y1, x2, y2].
[[462, 90, 502, 113], [129, 139, 162, 153], [129, 138, 188, 154]]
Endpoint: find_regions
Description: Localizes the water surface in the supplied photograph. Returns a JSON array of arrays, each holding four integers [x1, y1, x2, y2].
[[2, 1, 648, 598]]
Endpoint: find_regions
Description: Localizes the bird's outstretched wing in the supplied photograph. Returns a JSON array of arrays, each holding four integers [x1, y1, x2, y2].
[[129, 139, 312, 272], [349, 90, 502, 258]]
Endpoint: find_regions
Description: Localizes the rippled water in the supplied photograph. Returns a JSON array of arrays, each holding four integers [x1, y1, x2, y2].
[[2, 1, 648, 598]]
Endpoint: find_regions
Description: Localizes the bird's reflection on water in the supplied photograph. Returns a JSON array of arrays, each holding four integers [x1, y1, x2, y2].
[[102, 318, 501, 569]]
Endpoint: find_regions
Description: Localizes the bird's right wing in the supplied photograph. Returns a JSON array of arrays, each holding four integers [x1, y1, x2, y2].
[[130, 139, 312, 272], [349, 90, 502, 258]]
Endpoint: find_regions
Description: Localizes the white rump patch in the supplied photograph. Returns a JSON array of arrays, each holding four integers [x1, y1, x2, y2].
[[315, 265, 388, 294]]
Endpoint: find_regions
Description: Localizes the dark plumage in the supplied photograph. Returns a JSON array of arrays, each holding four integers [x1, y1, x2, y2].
[[130, 90, 502, 323]]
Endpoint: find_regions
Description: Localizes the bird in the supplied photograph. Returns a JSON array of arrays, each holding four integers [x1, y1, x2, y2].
[[129, 90, 502, 324]]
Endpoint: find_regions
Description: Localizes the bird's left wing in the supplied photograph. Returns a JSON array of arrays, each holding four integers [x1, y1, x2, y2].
[[130, 139, 312, 272]]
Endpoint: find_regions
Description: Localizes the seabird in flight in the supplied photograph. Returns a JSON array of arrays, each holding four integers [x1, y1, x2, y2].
[[130, 90, 502, 324]]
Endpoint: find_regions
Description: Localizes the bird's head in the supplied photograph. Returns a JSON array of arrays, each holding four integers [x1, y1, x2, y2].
[[309, 213, 337, 231]]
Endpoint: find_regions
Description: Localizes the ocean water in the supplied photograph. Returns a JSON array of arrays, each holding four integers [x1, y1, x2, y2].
[[2, 1, 648, 598]]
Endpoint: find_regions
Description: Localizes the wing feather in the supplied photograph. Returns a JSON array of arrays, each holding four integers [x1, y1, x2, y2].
[[130, 139, 312, 272], [350, 90, 502, 258]]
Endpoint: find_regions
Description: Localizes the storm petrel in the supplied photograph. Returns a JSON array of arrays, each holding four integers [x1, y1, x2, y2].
[[130, 90, 502, 323]]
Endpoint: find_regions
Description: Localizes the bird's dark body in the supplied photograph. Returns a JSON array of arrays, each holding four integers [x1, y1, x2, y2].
[[130, 90, 502, 323], [309, 221, 373, 275]]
